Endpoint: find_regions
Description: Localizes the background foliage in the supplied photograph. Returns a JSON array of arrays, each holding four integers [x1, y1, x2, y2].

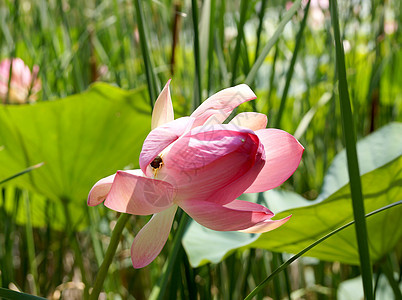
[[0, 0, 401, 299]]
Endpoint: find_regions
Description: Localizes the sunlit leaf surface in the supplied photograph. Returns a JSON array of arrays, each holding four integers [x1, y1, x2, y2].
[[0, 83, 151, 228]]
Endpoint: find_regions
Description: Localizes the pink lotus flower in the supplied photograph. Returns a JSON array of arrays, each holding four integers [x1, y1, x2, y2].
[[88, 80, 304, 268], [0, 58, 41, 104]]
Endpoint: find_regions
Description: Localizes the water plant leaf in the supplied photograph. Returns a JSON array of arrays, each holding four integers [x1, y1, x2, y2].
[[0, 83, 151, 211], [182, 123, 402, 267]]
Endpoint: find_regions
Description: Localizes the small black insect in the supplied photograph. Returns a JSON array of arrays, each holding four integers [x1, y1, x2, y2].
[[150, 156, 163, 169]]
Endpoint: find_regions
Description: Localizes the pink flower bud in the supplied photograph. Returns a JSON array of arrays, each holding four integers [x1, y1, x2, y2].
[[0, 58, 41, 104]]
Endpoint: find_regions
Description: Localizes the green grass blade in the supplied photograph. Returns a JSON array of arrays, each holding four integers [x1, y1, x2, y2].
[[134, 0, 159, 107], [266, 44, 279, 120], [244, 201, 401, 300], [0, 287, 46, 300], [275, 0, 310, 128], [207, 0, 216, 94], [330, 1, 374, 299], [62, 201, 89, 298], [270, 252, 283, 299], [182, 252, 197, 300], [382, 254, 402, 299], [0, 163, 44, 185], [214, 33, 229, 86], [245, 0, 301, 86], [241, 35, 251, 76], [199, 0, 211, 76], [231, 0, 248, 85], [191, 0, 202, 110], [23, 191, 39, 295], [88, 206, 105, 267], [278, 254, 292, 299], [254, 0, 267, 62], [217, 0, 225, 53], [293, 92, 332, 140]]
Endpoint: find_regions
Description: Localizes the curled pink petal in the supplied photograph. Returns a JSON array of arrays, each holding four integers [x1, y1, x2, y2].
[[104, 171, 176, 215], [161, 124, 265, 204], [131, 205, 178, 268], [180, 199, 281, 232], [152, 79, 174, 130], [245, 129, 304, 193], [88, 174, 116, 206], [87, 169, 143, 206], [229, 112, 268, 131], [239, 215, 292, 233], [139, 116, 195, 176], [190, 84, 256, 127]]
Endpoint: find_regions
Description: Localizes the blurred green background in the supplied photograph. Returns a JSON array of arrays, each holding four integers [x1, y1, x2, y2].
[[0, 0, 401, 299]]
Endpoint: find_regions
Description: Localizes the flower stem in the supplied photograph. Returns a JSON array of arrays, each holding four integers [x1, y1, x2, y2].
[[149, 210, 190, 300], [89, 213, 130, 300]]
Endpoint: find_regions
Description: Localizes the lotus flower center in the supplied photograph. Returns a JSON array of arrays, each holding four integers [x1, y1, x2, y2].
[[150, 156, 163, 170]]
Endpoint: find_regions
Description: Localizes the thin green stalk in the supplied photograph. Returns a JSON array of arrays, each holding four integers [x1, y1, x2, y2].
[[55, 204, 66, 289], [62, 201, 89, 299], [275, 0, 310, 128], [266, 45, 279, 124], [2, 188, 20, 288], [206, 264, 213, 299], [367, 4, 385, 133], [149, 211, 190, 300], [373, 270, 382, 299], [244, 201, 401, 300], [167, 252, 182, 300], [58, 0, 85, 93], [254, 0, 267, 62], [89, 213, 130, 300], [170, 2, 182, 76], [182, 251, 197, 300], [241, 249, 254, 297], [43, 199, 52, 295], [214, 33, 229, 85], [241, 36, 251, 77], [134, 0, 159, 108], [5, 0, 18, 104], [217, 0, 225, 57], [88, 206, 104, 267], [0, 189, 5, 288], [23, 191, 39, 295], [231, 0, 248, 86], [226, 253, 236, 300], [191, 0, 202, 110], [112, 0, 127, 83], [382, 254, 402, 299], [271, 252, 282, 299], [330, 1, 373, 299], [245, 0, 301, 86], [278, 254, 292, 300], [5, 53, 13, 104], [207, 0, 216, 95], [0, 163, 43, 185]]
